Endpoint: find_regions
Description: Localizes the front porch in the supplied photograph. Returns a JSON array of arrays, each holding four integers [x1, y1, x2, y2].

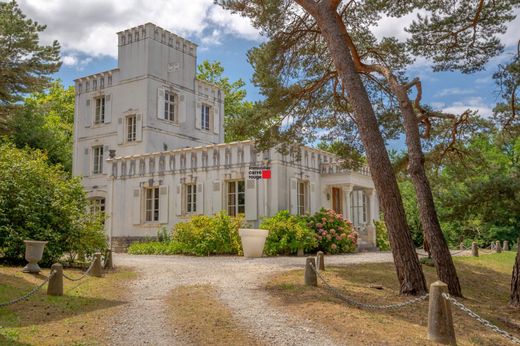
[[320, 163, 379, 250]]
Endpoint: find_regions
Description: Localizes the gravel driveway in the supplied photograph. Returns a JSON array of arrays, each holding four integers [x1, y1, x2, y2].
[[109, 252, 394, 346]]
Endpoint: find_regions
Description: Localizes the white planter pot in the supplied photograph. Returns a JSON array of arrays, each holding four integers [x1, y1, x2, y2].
[[23, 240, 48, 273], [239, 229, 269, 258]]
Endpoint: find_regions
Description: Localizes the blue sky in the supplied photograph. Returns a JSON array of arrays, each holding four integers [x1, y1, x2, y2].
[[18, 0, 519, 134]]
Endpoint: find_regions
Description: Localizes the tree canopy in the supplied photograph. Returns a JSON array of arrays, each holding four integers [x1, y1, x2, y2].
[[0, 0, 61, 131]]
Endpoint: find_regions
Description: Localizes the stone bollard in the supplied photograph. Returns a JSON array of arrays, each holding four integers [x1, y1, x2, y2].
[[495, 241, 502, 253], [471, 242, 479, 257], [503, 240, 509, 252], [459, 243, 464, 251], [89, 252, 103, 278], [47, 263, 63, 296], [297, 248, 304, 257], [316, 251, 325, 271], [103, 249, 113, 270], [427, 281, 457, 345], [304, 257, 317, 286]]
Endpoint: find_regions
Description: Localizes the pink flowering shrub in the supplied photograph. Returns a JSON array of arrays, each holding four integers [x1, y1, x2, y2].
[[306, 208, 357, 254]]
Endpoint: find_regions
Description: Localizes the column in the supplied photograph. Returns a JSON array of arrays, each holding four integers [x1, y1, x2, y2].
[[366, 188, 377, 246], [343, 184, 353, 221]]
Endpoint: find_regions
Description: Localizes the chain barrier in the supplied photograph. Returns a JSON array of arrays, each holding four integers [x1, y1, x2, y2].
[[0, 270, 56, 308], [416, 249, 466, 257], [310, 263, 429, 310], [62, 261, 94, 282], [442, 293, 520, 345]]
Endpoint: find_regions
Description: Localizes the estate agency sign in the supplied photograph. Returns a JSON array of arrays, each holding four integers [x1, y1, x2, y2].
[[248, 164, 271, 180]]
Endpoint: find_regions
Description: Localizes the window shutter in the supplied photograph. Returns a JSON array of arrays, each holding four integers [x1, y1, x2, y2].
[[212, 180, 222, 214], [136, 114, 143, 142], [83, 148, 90, 177], [196, 183, 204, 215], [84, 99, 91, 127], [290, 178, 298, 215], [117, 118, 124, 144], [175, 184, 183, 216], [213, 106, 220, 134], [245, 179, 257, 220], [159, 186, 169, 224], [157, 88, 165, 119], [178, 94, 186, 123], [105, 95, 112, 123], [132, 188, 141, 225], [195, 103, 201, 129], [310, 182, 317, 214]]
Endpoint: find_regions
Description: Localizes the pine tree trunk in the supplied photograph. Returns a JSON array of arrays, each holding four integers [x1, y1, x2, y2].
[[511, 238, 520, 307], [302, 3, 427, 295], [388, 80, 462, 297]]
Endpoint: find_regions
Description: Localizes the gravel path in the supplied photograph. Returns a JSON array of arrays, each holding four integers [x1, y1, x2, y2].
[[109, 252, 394, 346]]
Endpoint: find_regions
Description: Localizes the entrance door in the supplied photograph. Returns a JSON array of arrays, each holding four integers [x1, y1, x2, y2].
[[331, 187, 342, 214]]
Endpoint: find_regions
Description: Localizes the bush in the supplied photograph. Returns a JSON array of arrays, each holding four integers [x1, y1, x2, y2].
[[0, 143, 107, 266], [307, 208, 357, 254], [374, 220, 391, 251], [157, 226, 171, 243], [260, 210, 317, 256], [128, 241, 185, 255], [172, 212, 245, 256]]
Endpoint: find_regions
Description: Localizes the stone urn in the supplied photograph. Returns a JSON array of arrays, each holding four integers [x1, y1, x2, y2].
[[239, 229, 269, 258], [23, 240, 48, 273]]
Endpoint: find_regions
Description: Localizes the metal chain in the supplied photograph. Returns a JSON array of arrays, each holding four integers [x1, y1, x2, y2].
[[310, 263, 429, 310], [62, 261, 94, 282], [442, 293, 520, 345], [0, 270, 55, 308], [416, 249, 466, 257]]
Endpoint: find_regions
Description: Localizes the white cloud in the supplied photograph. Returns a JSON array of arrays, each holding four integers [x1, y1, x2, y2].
[[62, 55, 78, 66], [442, 97, 493, 117], [434, 87, 476, 98], [17, 0, 261, 59]]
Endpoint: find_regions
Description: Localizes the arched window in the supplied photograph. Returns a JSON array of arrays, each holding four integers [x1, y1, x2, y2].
[[350, 190, 367, 226], [90, 197, 105, 216]]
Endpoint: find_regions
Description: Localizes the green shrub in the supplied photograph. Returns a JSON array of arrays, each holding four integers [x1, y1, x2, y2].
[[171, 212, 245, 256], [0, 143, 107, 266], [157, 226, 171, 243], [260, 210, 317, 256], [374, 220, 391, 251], [128, 241, 185, 255], [307, 208, 357, 254]]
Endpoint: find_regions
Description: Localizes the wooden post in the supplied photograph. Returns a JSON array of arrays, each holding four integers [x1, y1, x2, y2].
[[316, 251, 325, 271], [89, 252, 103, 277], [503, 240, 510, 252], [427, 281, 457, 345], [47, 263, 63, 296], [103, 249, 113, 270], [304, 257, 317, 286], [496, 241, 502, 254], [471, 242, 478, 257]]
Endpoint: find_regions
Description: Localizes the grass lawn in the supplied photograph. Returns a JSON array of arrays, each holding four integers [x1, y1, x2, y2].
[[267, 252, 520, 346], [0, 265, 136, 346], [168, 285, 262, 346]]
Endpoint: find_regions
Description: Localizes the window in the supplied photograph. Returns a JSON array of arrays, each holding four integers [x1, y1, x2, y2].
[[77, 83, 82, 93], [92, 146, 104, 174], [85, 81, 90, 92], [227, 180, 245, 216], [164, 91, 176, 121], [95, 97, 105, 124], [201, 104, 210, 131], [126, 115, 137, 142], [297, 181, 309, 215], [108, 75, 112, 86], [185, 184, 196, 213], [93, 79, 97, 90], [90, 197, 105, 216], [145, 187, 160, 222], [100, 77, 104, 89], [350, 190, 367, 226]]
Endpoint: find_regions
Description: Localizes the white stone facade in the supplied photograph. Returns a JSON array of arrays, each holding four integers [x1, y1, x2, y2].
[[72, 23, 379, 251]]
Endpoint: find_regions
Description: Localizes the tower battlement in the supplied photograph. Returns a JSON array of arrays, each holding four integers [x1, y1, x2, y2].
[[117, 23, 197, 57]]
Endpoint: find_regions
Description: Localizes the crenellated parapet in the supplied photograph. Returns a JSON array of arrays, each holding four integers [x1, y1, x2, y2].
[[117, 23, 197, 57]]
